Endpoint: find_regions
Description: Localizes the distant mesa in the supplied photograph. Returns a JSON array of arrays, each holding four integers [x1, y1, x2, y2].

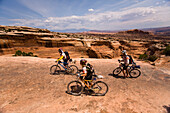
[[0, 25, 169, 60]]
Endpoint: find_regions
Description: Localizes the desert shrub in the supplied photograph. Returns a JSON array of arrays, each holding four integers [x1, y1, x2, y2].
[[22, 52, 27, 56], [163, 45, 170, 56], [139, 54, 157, 62], [148, 55, 158, 62], [139, 54, 148, 60], [15, 50, 22, 56], [27, 52, 33, 56], [14, 50, 38, 57]]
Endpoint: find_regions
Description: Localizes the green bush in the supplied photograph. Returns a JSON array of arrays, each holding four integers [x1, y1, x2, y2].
[[139, 54, 157, 62], [148, 55, 158, 62], [163, 45, 170, 56], [27, 52, 33, 56], [15, 50, 22, 56], [22, 52, 27, 56], [14, 50, 38, 57], [139, 54, 148, 60]]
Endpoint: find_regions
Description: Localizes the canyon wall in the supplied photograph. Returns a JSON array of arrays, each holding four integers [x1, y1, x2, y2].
[[0, 25, 169, 59]]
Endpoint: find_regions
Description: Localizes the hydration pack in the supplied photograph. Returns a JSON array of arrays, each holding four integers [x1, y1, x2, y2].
[[86, 63, 94, 75], [64, 51, 70, 60], [128, 55, 134, 64]]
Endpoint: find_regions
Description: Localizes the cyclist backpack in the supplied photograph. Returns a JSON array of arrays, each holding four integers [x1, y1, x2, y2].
[[85, 63, 94, 80], [64, 51, 70, 60], [128, 55, 134, 64], [86, 63, 94, 75]]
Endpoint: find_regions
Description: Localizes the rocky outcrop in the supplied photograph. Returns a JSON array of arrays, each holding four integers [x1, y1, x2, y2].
[[0, 25, 169, 59]]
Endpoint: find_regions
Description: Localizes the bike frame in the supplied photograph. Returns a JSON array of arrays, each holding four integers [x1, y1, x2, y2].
[[78, 77, 95, 89], [119, 63, 139, 71], [57, 61, 68, 70]]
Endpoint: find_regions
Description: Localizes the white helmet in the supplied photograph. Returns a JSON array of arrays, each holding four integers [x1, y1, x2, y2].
[[122, 50, 127, 55]]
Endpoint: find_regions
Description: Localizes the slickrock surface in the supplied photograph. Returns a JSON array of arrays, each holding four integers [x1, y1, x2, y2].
[[0, 56, 169, 113]]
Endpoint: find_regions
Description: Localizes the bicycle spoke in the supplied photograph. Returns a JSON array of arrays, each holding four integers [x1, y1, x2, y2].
[[92, 81, 108, 96]]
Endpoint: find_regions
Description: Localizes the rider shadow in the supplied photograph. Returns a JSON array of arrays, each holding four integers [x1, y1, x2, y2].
[[108, 73, 132, 79], [50, 70, 71, 75], [65, 90, 100, 96], [65, 86, 101, 96]]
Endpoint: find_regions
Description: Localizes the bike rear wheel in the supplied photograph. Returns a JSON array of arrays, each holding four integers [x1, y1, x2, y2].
[[113, 67, 122, 76], [67, 81, 83, 96], [129, 69, 141, 78], [67, 65, 78, 75], [50, 65, 61, 75], [91, 81, 108, 96]]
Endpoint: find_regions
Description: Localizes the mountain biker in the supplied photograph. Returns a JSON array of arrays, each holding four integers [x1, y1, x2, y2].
[[79, 59, 94, 84], [56, 48, 68, 68], [118, 50, 130, 78]]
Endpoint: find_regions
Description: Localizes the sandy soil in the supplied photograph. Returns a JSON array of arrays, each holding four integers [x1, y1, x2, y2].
[[0, 56, 170, 113]]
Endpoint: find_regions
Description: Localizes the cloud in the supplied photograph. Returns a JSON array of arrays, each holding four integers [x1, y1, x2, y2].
[[10, 6, 170, 31], [88, 8, 94, 12]]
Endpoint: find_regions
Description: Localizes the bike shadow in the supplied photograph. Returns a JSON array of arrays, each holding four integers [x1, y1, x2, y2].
[[65, 89, 103, 96], [50, 69, 82, 75], [108, 73, 132, 79], [50, 70, 71, 75]]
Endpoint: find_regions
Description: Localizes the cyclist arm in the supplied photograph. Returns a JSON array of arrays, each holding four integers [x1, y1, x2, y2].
[[57, 55, 64, 62], [118, 59, 124, 62], [81, 73, 87, 77]]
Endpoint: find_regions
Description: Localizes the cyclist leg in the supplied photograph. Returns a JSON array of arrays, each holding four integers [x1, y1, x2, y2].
[[125, 65, 129, 77], [122, 64, 126, 78], [63, 59, 68, 68]]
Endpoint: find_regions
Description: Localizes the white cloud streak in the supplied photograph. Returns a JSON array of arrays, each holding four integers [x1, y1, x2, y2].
[[10, 6, 170, 31], [88, 8, 94, 12]]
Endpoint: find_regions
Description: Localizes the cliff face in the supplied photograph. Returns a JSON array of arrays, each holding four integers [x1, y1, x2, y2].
[[0, 25, 169, 59]]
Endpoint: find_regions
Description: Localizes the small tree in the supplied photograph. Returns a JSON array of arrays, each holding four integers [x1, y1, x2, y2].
[[163, 45, 170, 56], [139, 54, 148, 60], [148, 55, 158, 62]]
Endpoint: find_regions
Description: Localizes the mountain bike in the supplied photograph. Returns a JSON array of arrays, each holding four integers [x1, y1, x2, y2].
[[113, 60, 141, 78], [50, 59, 78, 75], [67, 73, 108, 96]]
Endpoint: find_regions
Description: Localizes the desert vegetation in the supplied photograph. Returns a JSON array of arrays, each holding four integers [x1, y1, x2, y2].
[[13, 50, 38, 57]]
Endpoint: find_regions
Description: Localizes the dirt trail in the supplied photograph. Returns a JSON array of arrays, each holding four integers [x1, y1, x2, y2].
[[0, 56, 170, 113]]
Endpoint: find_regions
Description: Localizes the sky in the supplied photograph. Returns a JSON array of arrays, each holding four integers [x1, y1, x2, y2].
[[0, 0, 170, 32]]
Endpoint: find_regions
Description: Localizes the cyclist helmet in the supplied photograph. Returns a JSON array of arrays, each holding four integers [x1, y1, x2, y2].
[[122, 50, 127, 55], [80, 59, 87, 65], [58, 48, 62, 53]]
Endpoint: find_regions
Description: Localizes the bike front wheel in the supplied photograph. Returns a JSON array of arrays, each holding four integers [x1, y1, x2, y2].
[[91, 81, 108, 96], [67, 81, 83, 96], [129, 69, 141, 78], [67, 65, 78, 75], [113, 67, 122, 76], [50, 65, 61, 75]]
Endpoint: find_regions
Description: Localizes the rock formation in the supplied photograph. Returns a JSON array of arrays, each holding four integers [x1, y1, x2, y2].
[[0, 25, 169, 59]]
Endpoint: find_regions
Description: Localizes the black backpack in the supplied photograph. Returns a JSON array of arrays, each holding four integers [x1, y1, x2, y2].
[[86, 63, 94, 75], [128, 55, 134, 64], [64, 51, 70, 60]]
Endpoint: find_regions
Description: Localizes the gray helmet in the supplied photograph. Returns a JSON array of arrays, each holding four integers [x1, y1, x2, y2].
[[122, 50, 127, 55]]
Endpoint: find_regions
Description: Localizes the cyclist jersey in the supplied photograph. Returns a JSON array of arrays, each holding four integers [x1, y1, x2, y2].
[[57, 50, 66, 61], [82, 66, 87, 74], [122, 55, 130, 65], [61, 52, 66, 59]]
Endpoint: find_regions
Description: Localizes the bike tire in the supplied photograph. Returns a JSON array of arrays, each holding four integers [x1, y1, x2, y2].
[[129, 69, 141, 78], [67, 65, 78, 75], [113, 67, 122, 76], [67, 81, 83, 96], [91, 81, 108, 96], [50, 65, 61, 75]]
